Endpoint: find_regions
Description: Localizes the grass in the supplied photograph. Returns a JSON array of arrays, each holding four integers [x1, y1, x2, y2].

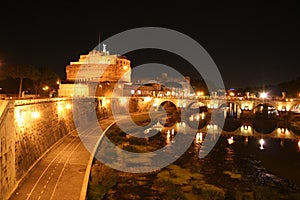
[[87, 160, 117, 200]]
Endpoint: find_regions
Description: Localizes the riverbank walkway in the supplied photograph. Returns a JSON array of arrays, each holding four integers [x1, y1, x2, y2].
[[9, 117, 115, 200]]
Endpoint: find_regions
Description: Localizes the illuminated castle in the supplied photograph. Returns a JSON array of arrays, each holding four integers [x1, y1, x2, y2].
[[59, 44, 131, 97], [65, 44, 131, 83]]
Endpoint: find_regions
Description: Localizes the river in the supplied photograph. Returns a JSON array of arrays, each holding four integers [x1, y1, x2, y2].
[[88, 113, 300, 199]]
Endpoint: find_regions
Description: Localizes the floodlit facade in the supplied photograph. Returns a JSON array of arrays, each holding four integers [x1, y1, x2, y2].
[[65, 48, 131, 83], [59, 44, 131, 97]]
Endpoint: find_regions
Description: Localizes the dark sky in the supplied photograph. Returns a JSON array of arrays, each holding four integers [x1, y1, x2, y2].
[[0, 1, 299, 89]]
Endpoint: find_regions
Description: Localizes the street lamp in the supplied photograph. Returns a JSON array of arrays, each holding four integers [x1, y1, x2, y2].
[[197, 91, 204, 98], [42, 86, 49, 91], [260, 92, 267, 99]]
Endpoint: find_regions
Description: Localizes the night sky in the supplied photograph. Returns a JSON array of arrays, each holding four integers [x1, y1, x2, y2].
[[0, 1, 299, 89]]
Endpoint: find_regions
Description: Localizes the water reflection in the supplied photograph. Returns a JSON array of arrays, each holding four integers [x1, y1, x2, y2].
[[259, 138, 265, 150], [227, 136, 234, 145], [244, 136, 248, 144], [241, 125, 252, 134], [166, 130, 171, 144], [98, 112, 300, 200], [195, 132, 203, 144]]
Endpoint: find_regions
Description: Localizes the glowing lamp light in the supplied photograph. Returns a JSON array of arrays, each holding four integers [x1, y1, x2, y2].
[[66, 103, 72, 110], [197, 91, 204, 97], [260, 92, 268, 99], [57, 104, 63, 112], [43, 86, 49, 91], [144, 96, 152, 102], [31, 111, 40, 119], [227, 136, 234, 145], [298, 141, 300, 150]]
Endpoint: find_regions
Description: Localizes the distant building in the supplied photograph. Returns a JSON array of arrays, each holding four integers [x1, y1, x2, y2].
[[125, 74, 192, 98], [59, 44, 131, 97]]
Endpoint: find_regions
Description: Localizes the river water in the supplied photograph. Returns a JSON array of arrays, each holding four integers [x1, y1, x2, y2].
[[90, 113, 300, 199]]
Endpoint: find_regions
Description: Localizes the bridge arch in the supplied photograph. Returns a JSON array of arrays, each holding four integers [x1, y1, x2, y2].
[[253, 103, 279, 118], [187, 101, 208, 113], [252, 103, 278, 134], [253, 101, 276, 109], [158, 100, 178, 112]]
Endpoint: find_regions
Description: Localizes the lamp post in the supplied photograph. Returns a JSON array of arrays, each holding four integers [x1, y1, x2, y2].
[[260, 92, 267, 99], [42, 86, 49, 97]]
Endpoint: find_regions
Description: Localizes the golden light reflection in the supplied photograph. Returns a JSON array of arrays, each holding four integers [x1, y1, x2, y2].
[[259, 138, 265, 150], [102, 98, 110, 107], [201, 112, 205, 120], [277, 127, 290, 136], [227, 136, 234, 145], [241, 125, 252, 134], [177, 122, 186, 128], [195, 132, 203, 144], [280, 139, 284, 147], [166, 130, 171, 144], [207, 124, 218, 130]]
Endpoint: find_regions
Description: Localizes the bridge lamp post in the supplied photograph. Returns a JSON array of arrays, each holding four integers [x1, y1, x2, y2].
[[197, 91, 204, 99], [260, 92, 268, 99]]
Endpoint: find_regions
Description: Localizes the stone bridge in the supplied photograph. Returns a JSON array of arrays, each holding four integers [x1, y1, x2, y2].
[[143, 97, 300, 113]]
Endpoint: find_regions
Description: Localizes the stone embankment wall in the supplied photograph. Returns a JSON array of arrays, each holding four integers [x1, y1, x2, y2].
[[0, 96, 142, 199], [0, 99, 77, 200]]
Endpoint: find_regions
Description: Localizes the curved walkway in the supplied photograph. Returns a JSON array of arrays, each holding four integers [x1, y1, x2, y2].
[[9, 117, 115, 200]]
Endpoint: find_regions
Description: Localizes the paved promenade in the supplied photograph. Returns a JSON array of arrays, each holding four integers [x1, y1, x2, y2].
[[9, 118, 115, 200]]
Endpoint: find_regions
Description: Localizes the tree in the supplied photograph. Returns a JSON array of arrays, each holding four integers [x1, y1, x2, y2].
[[33, 67, 60, 96], [3, 64, 40, 98]]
